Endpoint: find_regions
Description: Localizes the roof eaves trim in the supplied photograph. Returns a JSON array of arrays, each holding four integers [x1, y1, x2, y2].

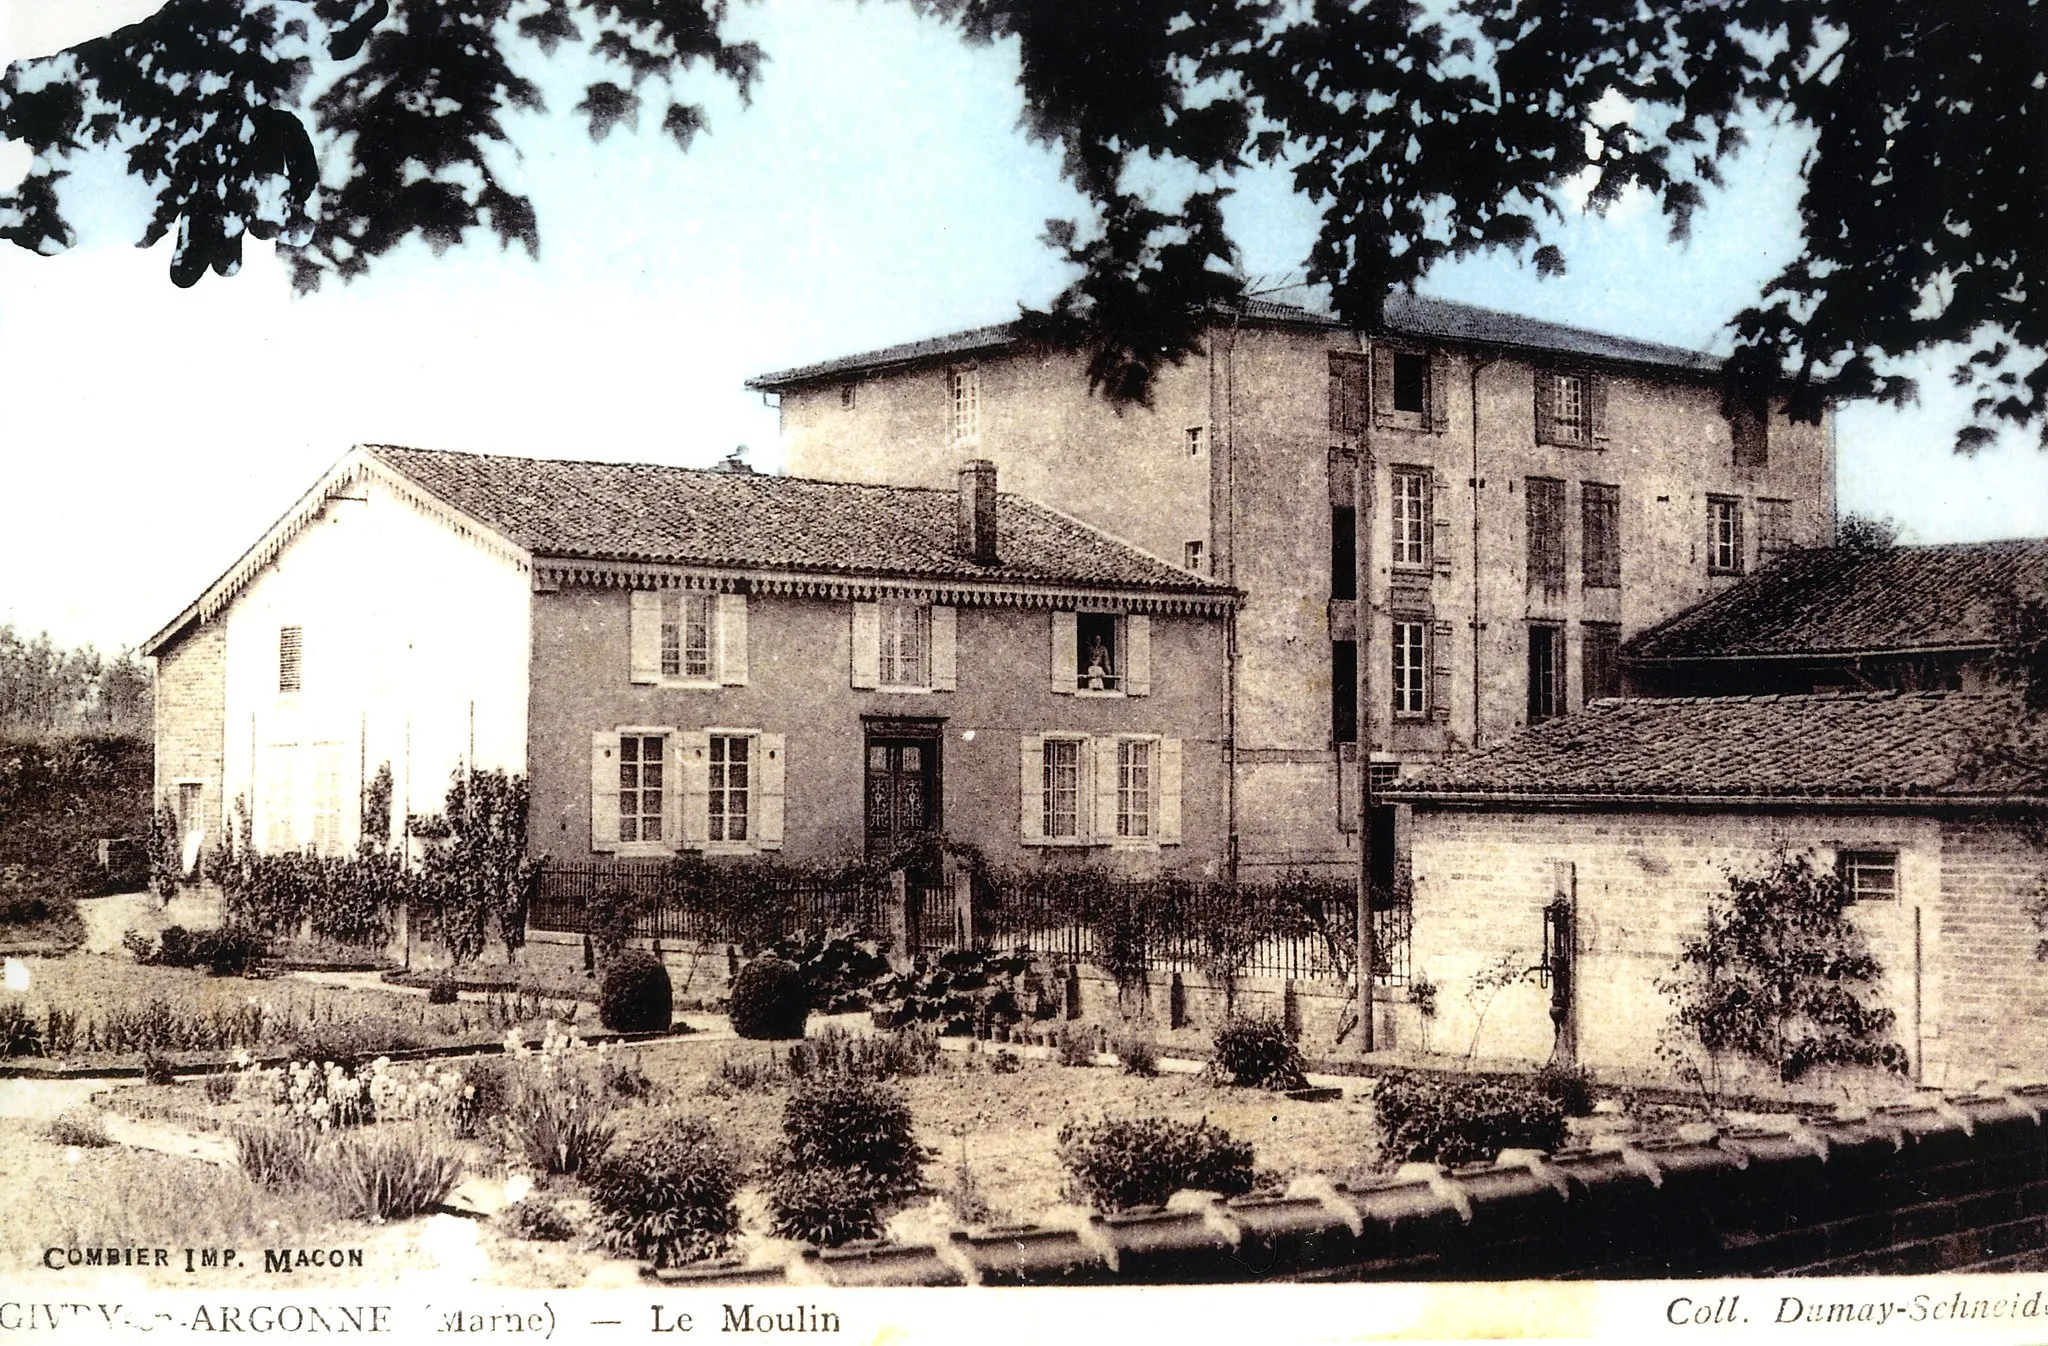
[[1386, 789, 2048, 812], [531, 558, 1238, 615], [1621, 641, 2001, 666], [143, 448, 532, 657]]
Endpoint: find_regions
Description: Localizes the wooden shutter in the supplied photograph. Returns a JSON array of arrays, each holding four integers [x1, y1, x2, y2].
[[1369, 347, 1395, 429], [930, 605, 957, 691], [1050, 611, 1077, 694], [589, 731, 621, 851], [1527, 478, 1566, 596], [1124, 615, 1151, 696], [717, 594, 749, 686], [850, 601, 881, 689], [1430, 620, 1454, 722], [1157, 737, 1182, 844], [1589, 375, 1610, 442], [677, 729, 710, 847], [662, 734, 683, 849], [756, 732, 785, 849], [1019, 735, 1044, 840], [1431, 470, 1453, 574], [1329, 353, 1368, 435], [1428, 352, 1451, 432], [628, 590, 662, 684], [1533, 371, 1558, 446], [1093, 737, 1119, 840]]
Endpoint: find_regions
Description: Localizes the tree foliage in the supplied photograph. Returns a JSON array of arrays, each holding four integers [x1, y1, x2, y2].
[[0, 623, 151, 736], [3, 1, 2040, 446], [1661, 851, 1907, 1086]]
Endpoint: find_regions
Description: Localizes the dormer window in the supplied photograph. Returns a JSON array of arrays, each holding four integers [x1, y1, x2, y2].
[[948, 365, 980, 447]]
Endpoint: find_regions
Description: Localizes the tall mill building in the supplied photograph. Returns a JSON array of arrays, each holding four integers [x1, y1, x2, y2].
[[747, 295, 1837, 878]]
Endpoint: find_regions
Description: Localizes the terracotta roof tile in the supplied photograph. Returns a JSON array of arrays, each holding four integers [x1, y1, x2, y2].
[[1387, 691, 2042, 802], [365, 445, 1227, 596]]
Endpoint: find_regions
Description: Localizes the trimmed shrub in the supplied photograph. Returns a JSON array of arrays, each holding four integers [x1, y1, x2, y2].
[[588, 1118, 742, 1268], [600, 950, 673, 1034], [44, 1108, 112, 1148], [498, 1194, 577, 1243], [989, 1049, 1023, 1075], [1533, 1063, 1596, 1118], [781, 1075, 927, 1187], [1374, 1070, 1568, 1167], [1053, 1023, 1097, 1067], [1113, 1030, 1159, 1078], [1057, 1116, 1256, 1212], [728, 956, 808, 1040], [1210, 1014, 1307, 1090], [306, 1123, 464, 1220], [766, 1166, 890, 1247], [426, 975, 459, 1006]]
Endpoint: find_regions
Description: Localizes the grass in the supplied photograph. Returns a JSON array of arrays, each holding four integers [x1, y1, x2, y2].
[[0, 953, 566, 1065]]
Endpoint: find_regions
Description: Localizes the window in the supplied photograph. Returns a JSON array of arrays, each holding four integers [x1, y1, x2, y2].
[[1330, 506, 1357, 599], [1183, 540, 1206, 574], [1528, 624, 1563, 724], [1392, 620, 1427, 719], [1708, 495, 1744, 574], [1331, 640, 1358, 744], [175, 781, 202, 835], [878, 601, 931, 688], [1540, 372, 1591, 444], [1581, 482, 1620, 588], [1526, 478, 1566, 594], [1042, 738, 1082, 839], [1391, 352, 1428, 415], [1076, 612, 1120, 691], [1839, 849, 1899, 903], [310, 744, 344, 857], [1186, 426, 1205, 456], [1117, 739, 1154, 838], [1729, 392, 1769, 467], [278, 626, 302, 694], [708, 734, 750, 843], [661, 592, 714, 680], [618, 734, 666, 844], [841, 382, 857, 410], [1390, 468, 1431, 569], [1757, 498, 1794, 561], [1582, 622, 1621, 702], [948, 365, 980, 446]]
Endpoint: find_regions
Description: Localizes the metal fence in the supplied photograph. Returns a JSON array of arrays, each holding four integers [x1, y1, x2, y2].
[[530, 862, 1410, 986]]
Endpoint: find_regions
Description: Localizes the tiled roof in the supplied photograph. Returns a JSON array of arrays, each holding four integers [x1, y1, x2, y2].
[[744, 293, 1719, 390], [1623, 540, 2048, 663], [365, 445, 1228, 595], [1385, 691, 2044, 803]]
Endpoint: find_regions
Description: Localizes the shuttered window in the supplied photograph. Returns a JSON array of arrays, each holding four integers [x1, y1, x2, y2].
[[278, 626, 302, 694], [1528, 624, 1563, 724], [1043, 738, 1082, 839], [1582, 622, 1622, 702], [1331, 506, 1357, 598], [708, 734, 749, 843], [618, 733, 667, 844], [1757, 498, 1794, 560], [1390, 469, 1430, 569], [1526, 478, 1567, 595], [1392, 620, 1427, 719], [1117, 739, 1154, 839], [1581, 482, 1620, 588], [661, 593, 714, 680], [1708, 495, 1744, 574], [1329, 353, 1370, 436], [1536, 370, 1607, 446], [1729, 392, 1770, 467]]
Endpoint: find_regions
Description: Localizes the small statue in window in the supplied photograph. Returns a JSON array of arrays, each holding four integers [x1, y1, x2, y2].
[[1085, 635, 1114, 690]]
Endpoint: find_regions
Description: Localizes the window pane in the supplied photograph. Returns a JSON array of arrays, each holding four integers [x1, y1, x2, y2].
[[1331, 640, 1358, 744], [1392, 352, 1426, 413], [1528, 626, 1562, 723], [1044, 740, 1079, 837], [1330, 506, 1357, 598]]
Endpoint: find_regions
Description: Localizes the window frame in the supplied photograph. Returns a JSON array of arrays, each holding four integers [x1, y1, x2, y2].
[[1331, 639, 1359, 745], [1389, 467, 1431, 571], [877, 600, 933, 691], [1074, 611, 1124, 696], [1527, 623, 1564, 725], [1391, 618, 1428, 720], [707, 731, 753, 847], [1708, 495, 1745, 575], [1525, 477, 1567, 594], [1185, 425, 1205, 456], [278, 625, 302, 695], [617, 731, 669, 848], [1183, 540, 1206, 575], [659, 591, 716, 683], [947, 364, 981, 448], [1582, 621, 1622, 703], [1838, 849, 1899, 903], [1040, 734, 1088, 842], [1114, 735, 1158, 842], [1544, 372, 1592, 445], [1330, 505, 1358, 599]]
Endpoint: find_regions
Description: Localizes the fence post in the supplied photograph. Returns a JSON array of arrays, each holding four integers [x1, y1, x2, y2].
[[952, 867, 975, 950], [1065, 962, 1082, 1020], [1170, 971, 1187, 1029], [887, 870, 911, 966]]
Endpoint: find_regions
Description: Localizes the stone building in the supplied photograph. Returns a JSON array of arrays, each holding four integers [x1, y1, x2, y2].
[[143, 445, 1236, 877], [746, 293, 1836, 877]]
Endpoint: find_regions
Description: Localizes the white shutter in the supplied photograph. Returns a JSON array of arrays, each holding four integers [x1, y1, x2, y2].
[[1093, 737, 1118, 841], [1590, 375, 1610, 441], [1370, 346, 1395, 428], [930, 605, 957, 691], [1051, 611, 1077, 694], [1019, 735, 1044, 840], [1124, 615, 1152, 696], [850, 602, 881, 689], [629, 590, 662, 684], [589, 731, 621, 851], [756, 732, 785, 849], [1158, 737, 1182, 844], [718, 594, 749, 686], [662, 734, 683, 849], [677, 729, 711, 847]]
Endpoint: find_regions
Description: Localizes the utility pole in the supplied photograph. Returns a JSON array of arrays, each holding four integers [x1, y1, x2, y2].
[[1354, 400, 1377, 1055]]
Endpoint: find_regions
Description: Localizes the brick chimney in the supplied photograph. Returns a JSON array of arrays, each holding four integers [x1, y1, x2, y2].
[[957, 459, 999, 566]]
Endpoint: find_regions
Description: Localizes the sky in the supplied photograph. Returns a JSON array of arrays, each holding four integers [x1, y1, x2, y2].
[[1, 0, 2043, 657]]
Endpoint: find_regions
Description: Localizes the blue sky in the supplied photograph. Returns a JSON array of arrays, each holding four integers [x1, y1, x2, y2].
[[1, 0, 2043, 655]]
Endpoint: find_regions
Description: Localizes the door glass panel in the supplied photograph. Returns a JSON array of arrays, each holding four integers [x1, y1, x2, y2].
[[902, 745, 921, 772]]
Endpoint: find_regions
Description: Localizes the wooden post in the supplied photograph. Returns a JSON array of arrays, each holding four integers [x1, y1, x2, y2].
[[1551, 860, 1578, 1067], [886, 869, 910, 965], [1355, 432, 1377, 1055], [952, 866, 975, 950]]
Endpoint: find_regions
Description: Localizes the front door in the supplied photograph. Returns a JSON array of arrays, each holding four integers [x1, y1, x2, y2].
[[865, 736, 939, 868]]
